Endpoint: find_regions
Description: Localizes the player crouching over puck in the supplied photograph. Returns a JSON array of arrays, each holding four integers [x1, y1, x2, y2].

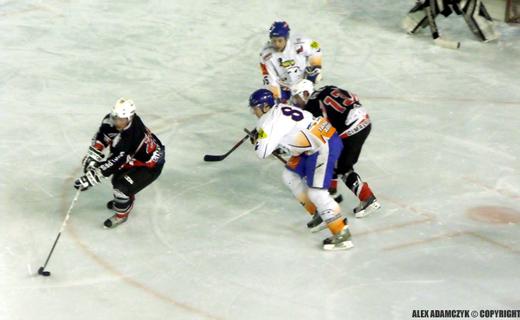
[[248, 89, 353, 251], [74, 98, 165, 228]]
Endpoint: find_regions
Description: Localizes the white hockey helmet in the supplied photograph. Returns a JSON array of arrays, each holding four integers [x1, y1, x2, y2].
[[112, 98, 136, 119], [291, 79, 314, 100]]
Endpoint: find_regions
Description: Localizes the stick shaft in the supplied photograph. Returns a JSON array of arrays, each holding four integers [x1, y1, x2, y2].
[[41, 233, 62, 270], [40, 189, 81, 270], [203, 134, 249, 162]]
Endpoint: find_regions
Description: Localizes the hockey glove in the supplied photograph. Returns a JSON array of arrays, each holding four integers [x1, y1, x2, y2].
[[248, 129, 259, 145], [82, 145, 104, 173], [273, 146, 290, 157], [74, 168, 104, 191], [305, 66, 321, 83]]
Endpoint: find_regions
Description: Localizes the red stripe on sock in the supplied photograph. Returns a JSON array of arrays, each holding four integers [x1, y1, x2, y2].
[[330, 179, 338, 190]]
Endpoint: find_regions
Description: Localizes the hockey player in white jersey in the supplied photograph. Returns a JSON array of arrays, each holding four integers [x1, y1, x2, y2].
[[247, 88, 353, 251], [259, 21, 322, 102]]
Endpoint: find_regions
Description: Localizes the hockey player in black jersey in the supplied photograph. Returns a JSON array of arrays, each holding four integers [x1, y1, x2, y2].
[[291, 80, 380, 222], [74, 98, 165, 228]]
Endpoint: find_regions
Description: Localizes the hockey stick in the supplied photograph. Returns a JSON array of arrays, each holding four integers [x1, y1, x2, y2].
[[38, 189, 81, 277], [273, 152, 288, 164], [243, 128, 287, 164], [203, 133, 250, 162], [426, 5, 461, 49]]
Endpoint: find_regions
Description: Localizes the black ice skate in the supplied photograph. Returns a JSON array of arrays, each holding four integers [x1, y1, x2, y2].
[[306, 213, 327, 233], [353, 195, 381, 218], [330, 191, 343, 204], [322, 225, 354, 251], [103, 213, 128, 228]]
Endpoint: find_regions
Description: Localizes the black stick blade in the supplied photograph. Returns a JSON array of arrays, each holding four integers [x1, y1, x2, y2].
[[203, 154, 225, 162], [203, 133, 250, 162], [38, 267, 51, 277]]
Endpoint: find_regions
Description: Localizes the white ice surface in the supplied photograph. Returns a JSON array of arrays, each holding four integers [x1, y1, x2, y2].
[[1, 1, 519, 319]]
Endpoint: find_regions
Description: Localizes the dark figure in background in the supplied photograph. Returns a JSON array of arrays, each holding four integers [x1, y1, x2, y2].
[[402, 0, 498, 43]]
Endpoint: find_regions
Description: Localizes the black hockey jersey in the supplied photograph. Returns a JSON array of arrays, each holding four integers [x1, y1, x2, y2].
[[92, 114, 165, 177], [304, 86, 371, 138]]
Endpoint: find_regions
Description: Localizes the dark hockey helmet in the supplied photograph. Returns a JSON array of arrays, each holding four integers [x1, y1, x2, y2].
[[269, 21, 290, 38], [249, 89, 275, 109]]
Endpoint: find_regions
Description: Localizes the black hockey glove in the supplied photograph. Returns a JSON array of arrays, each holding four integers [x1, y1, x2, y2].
[[305, 66, 321, 83], [82, 145, 104, 173], [273, 146, 290, 157], [248, 128, 258, 145], [74, 168, 103, 191]]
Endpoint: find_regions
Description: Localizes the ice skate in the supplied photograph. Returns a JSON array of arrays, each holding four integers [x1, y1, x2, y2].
[[103, 213, 128, 228], [322, 225, 354, 251], [353, 195, 380, 218], [306, 213, 327, 233]]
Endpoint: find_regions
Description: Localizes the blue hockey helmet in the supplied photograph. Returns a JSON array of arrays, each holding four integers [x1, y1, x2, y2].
[[249, 89, 275, 109], [269, 21, 290, 38]]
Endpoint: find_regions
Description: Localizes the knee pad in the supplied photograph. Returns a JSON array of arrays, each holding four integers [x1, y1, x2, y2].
[[284, 169, 317, 214], [462, 0, 498, 41], [342, 171, 362, 192], [307, 188, 342, 223], [307, 188, 338, 212], [401, 1, 429, 34], [282, 169, 306, 197], [112, 174, 132, 196], [342, 171, 374, 201], [113, 188, 134, 213]]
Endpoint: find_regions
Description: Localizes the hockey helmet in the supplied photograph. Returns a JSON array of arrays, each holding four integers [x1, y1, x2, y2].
[[269, 21, 290, 38], [249, 89, 275, 109], [112, 98, 136, 119], [291, 79, 314, 99]]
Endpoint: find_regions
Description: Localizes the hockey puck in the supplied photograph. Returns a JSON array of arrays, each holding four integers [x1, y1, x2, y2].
[[38, 266, 51, 277]]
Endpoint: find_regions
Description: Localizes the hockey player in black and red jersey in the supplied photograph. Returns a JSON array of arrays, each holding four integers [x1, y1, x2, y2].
[[291, 80, 380, 225], [74, 98, 165, 228]]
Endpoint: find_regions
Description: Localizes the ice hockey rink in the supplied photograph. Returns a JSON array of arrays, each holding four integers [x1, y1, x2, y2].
[[1, 0, 519, 319]]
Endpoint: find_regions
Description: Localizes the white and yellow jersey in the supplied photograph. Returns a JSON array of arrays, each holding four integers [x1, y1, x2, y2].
[[254, 103, 336, 159], [259, 37, 322, 99]]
